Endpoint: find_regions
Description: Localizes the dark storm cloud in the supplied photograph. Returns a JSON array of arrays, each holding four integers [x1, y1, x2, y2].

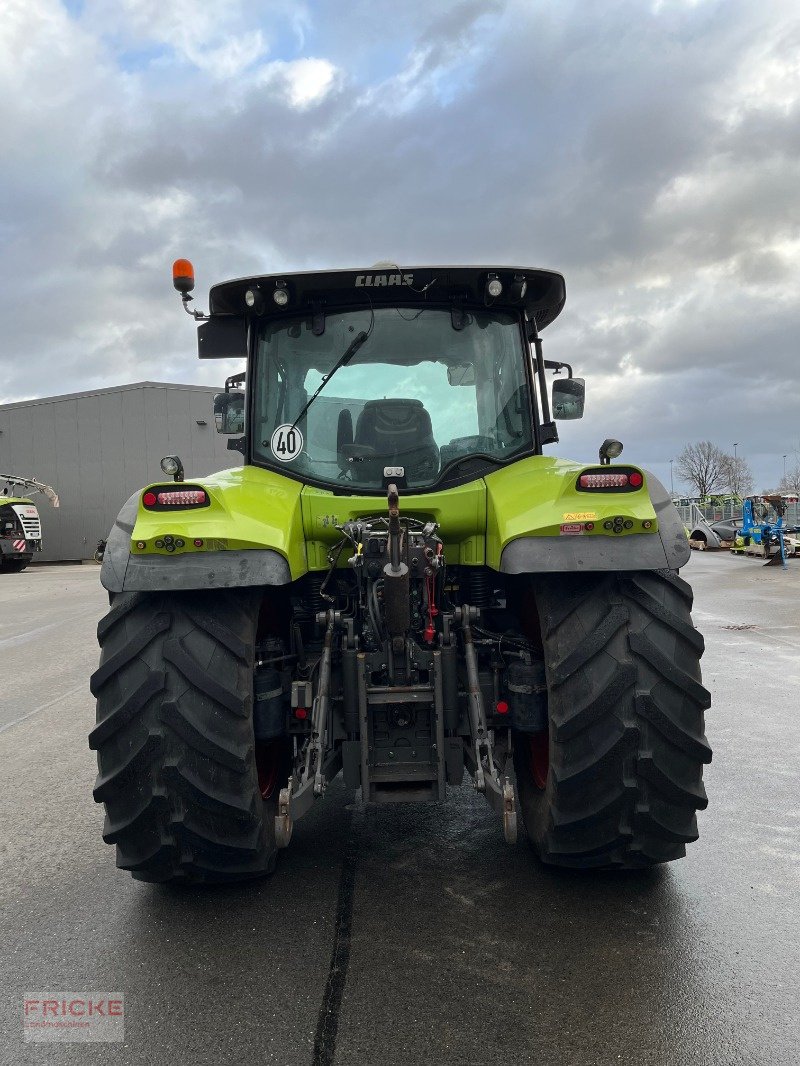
[[1, 0, 798, 490]]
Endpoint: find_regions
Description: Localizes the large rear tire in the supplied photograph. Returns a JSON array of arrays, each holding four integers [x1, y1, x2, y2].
[[514, 569, 712, 869], [89, 590, 287, 883]]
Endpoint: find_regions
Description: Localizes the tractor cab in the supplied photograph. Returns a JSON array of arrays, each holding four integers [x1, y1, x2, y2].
[[190, 265, 585, 494]]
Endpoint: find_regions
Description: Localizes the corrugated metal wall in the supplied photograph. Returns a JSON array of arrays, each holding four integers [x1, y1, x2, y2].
[[0, 382, 242, 561]]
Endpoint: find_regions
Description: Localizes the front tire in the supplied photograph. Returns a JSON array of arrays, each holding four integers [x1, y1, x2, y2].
[[2, 559, 29, 572], [515, 569, 712, 869], [89, 590, 286, 883]]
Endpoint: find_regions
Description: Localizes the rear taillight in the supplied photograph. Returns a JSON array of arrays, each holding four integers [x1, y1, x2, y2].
[[142, 485, 210, 509], [157, 489, 207, 506], [580, 473, 629, 489], [576, 468, 645, 492]]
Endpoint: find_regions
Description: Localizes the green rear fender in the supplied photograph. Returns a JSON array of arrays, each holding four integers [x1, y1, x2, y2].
[[486, 456, 688, 573], [129, 466, 307, 572], [101, 466, 307, 593]]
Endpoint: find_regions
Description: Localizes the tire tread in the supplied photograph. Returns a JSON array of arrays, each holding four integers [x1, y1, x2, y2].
[[91, 590, 278, 883], [516, 569, 711, 869]]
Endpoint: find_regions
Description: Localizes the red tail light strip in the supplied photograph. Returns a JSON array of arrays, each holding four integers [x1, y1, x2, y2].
[[580, 473, 629, 488], [575, 467, 645, 493], [142, 485, 210, 510], [157, 490, 207, 506]]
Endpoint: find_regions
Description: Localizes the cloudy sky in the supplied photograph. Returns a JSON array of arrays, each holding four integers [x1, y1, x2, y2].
[[1, 0, 798, 491]]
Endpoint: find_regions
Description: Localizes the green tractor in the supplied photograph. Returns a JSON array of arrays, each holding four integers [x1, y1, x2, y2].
[[1, 474, 59, 572], [90, 262, 711, 883]]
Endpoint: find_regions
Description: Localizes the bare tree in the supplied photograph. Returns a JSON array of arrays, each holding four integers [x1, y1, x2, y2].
[[778, 460, 800, 495], [675, 441, 728, 498], [721, 454, 754, 497]]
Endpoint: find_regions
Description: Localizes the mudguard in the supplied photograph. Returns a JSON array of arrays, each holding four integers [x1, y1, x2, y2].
[[101, 491, 292, 593], [498, 471, 689, 573]]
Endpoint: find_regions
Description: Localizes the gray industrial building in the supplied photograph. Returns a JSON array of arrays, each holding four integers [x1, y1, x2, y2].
[[0, 381, 241, 562]]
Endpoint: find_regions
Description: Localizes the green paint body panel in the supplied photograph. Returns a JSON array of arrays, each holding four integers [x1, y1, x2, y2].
[[3, 496, 35, 507], [130, 466, 308, 576], [484, 456, 657, 569], [300, 481, 486, 570], [128, 458, 658, 579]]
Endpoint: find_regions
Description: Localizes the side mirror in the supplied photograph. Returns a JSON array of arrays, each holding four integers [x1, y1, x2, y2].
[[213, 391, 245, 434], [447, 363, 476, 386], [552, 377, 585, 420]]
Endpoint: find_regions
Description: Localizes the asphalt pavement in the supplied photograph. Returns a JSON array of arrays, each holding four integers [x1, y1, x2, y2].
[[2, 555, 799, 1065]]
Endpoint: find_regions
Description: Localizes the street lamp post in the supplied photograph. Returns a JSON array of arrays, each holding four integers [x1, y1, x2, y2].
[[733, 442, 738, 462], [669, 458, 674, 497], [784, 455, 788, 477]]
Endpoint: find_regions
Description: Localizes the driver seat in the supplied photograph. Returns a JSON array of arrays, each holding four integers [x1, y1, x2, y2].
[[352, 399, 439, 481]]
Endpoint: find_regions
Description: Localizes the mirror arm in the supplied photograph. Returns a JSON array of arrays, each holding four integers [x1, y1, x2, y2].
[[528, 316, 552, 422], [529, 316, 558, 447], [543, 359, 573, 379]]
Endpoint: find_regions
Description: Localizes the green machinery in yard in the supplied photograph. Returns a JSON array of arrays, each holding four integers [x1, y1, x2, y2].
[[90, 262, 711, 883], [0, 474, 59, 572]]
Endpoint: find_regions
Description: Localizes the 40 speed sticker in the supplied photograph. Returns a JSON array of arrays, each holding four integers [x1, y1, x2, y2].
[[270, 424, 303, 462]]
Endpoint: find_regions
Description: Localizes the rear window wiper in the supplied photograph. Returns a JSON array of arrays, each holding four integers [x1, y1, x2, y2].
[[289, 330, 369, 431]]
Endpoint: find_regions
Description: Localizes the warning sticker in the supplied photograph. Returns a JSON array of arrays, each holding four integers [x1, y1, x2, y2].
[[563, 511, 597, 522], [270, 424, 303, 462], [560, 524, 584, 535]]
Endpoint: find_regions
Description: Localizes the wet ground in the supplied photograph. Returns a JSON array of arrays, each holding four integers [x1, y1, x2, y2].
[[1, 555, 799, 1065]]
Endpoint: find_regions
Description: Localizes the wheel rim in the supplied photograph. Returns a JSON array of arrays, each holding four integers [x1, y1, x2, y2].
[[255, 740, 281, 801], [529, 730, 549, 790]]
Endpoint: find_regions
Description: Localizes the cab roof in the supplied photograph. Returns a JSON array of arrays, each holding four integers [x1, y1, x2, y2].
[[209, 265, 566, 330]]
